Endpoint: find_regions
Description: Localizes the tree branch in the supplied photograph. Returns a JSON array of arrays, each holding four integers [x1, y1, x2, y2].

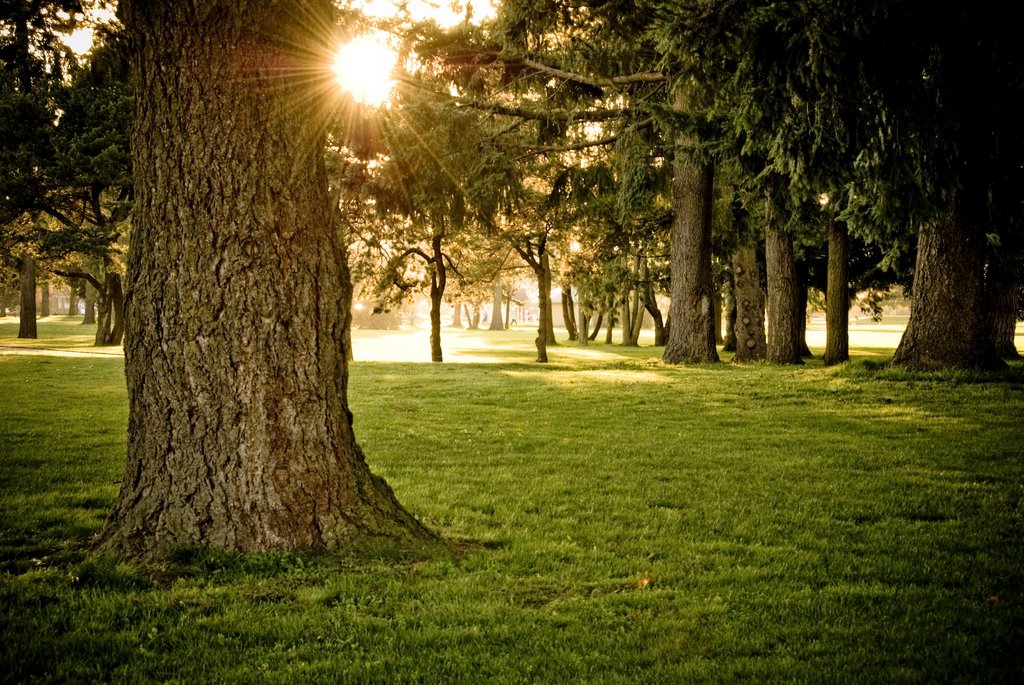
[[51, 269, 103, 291]]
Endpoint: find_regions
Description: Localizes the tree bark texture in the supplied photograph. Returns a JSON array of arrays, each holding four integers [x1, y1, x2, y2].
[[765, 226, 803, 364], [489, 280, 503, 331], [101, 0, 432, 558], [94, 272, 125, 346], [18, 253, 36, 338], [892, 191, 1004, 370], [535, 251, 551, 362], [662, 158, 719, 363], [731, 245, 766, 362], [823, 218, 850, 365]]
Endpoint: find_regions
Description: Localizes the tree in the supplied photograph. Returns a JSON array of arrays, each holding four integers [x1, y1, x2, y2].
[[100, 0, 432, 558]]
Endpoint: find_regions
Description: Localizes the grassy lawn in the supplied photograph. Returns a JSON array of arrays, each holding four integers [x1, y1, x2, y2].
[[1, 317, 1023, 683]]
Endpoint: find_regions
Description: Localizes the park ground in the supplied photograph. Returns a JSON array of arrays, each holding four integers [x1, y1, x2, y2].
[[1, 316, 1022, 683]]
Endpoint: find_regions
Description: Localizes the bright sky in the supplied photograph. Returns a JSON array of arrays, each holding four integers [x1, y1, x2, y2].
[[358, 0, 498, 28], [61, 7, 117, 56]]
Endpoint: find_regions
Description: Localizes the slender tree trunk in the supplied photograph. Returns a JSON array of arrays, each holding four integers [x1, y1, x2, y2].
[[101, 0, 432, 559], [605, 300, 615, 344], [985, 255, 1020, 359], [429, 234, 446, 362], [489, 280, 503, 331], [765, 224, 803, 364], [535, 260, 550, 363], [662, 150, 719, 363], [797, 281, 812, 358], [823, 218, 850, 365], [722, 274, 737, 352], [643, 279, 665, 346], [540, 251, 557, 346], [17, 253, 37, 338], [68, 282, 79, 316], [712, 286, 723, 345], [83, 279, 96, 324], [562, 284, 578, 341], [504, 292, 511, 329], [40, 282, 50, 317], [732, 245, 766, 362], [589, 313, 602, 341]]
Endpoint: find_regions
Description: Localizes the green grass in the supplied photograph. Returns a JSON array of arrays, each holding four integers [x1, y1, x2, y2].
[[1, 319, 1023, 683]]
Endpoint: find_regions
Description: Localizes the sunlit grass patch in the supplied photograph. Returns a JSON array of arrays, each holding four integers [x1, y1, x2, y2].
[[1, 318, 1022, 682]]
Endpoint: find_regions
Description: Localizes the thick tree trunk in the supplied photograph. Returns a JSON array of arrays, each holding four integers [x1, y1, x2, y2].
[[429, 234, 446, 362], [893, 191, 1003, 370], [765, 226, 803, 364], [101, 0, 432, 559], [712, 286, 723, 345], [562, 284, 577, 341], [662, 155, 719, 363], [489, 280, 503, 331], [823, 218, 850, 365], [731, 245, 766, 362], [451, 300, 462, 327], [17, 253, 36, 338], [985, 255, 1020, 359]]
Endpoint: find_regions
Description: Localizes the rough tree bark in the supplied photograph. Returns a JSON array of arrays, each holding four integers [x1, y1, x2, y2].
[[100, 0, 433, 559], [17, 253, 36, 339], [823, 218, 850, 365], [731, 245, 766, 362], [662, 152, 719, 363], [765, 224, 803, 364], [892, 190, 1004, 370], [489, 279, 503, 331]]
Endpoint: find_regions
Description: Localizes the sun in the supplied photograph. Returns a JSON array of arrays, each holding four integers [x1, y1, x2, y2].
[[333, 33, 397, 107]]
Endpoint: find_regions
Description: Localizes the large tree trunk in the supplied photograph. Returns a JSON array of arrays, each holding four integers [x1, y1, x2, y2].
[[985, 255, 1020, 359], [823, 218, 850, 365], [489, 280, 503, 331], [731, 245, 766, 362], [101, 0, 432, 559], [17, 253, 36, 339], [662, 153, 719, 363], [765, 225, 803, 364], [893, 191, 1003, 370]]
